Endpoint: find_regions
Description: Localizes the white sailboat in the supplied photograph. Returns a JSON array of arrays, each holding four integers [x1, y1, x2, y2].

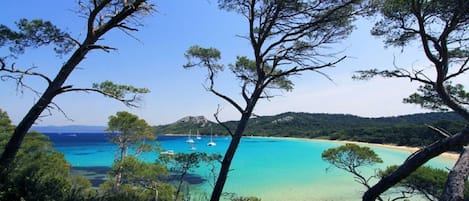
[[196, 129, 202, 140], [186, 129, 195, 143], [207, 127, 216, 146]]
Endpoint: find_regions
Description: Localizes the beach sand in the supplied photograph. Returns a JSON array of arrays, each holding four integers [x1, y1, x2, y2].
[[256, 136, 460, 161], [328, 139, 459, 161]]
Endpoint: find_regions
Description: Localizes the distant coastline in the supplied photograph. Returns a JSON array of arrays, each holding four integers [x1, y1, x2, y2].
[[160, 133, 460, 161], [31, 125, 106, 133], [246, 135, 460, 161]]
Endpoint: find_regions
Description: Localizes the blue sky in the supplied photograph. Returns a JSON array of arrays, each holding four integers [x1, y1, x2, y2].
[[0, 0, 447, 126]]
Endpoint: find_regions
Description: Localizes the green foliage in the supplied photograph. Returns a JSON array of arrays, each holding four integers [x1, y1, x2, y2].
[[322, 143, 383, 173], [100, 182, 174, 201], [92, 80, 150, 99], [0, 19, 74, 55], [159, 152, 222, 200], [68, 175, 97, 201], [404, 83, 469, 112], [371, 0, 469, 48], [380, 165, 469, 200], [0, 109, 95, 201], [154, 112, 466, 147], [359, 0, 469, 121], [110, 156, 168, 185], [100, 156, 174, 201], [160, 152, 221, 172], [92, 80, 150, 107], [0, 109, 14, 135], [0, 131, 94, 201], [107, 111, 156, 161], [230, 56, 294, 91], [0, 127, 67, 200], [183, 45, 223, 71]]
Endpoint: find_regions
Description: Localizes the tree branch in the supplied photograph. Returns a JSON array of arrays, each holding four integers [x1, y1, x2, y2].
[[264, 56, 345, 88], [87, 0, 112, 36], [0, 61, 52, 85], [213, 105, 234, 137], [207, 65, 244, 114], [58, 87, 141, 107], [426, 124, 452, 138], [86, 44, 117, 52], [445, 58, 469, 81], [363, 127, 469, 201]]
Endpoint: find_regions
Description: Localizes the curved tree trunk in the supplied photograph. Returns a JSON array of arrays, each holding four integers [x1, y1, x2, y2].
[[440, 146, 469, 201], [210, 113, 250, 201], [363, 127, 469, 201], [0, 43, 94, 170], [0, 0, 147, 176]]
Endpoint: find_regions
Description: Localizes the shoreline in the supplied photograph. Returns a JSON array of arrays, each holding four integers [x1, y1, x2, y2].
[[245, 135, 460, 161], [160, 134, 460, 161]]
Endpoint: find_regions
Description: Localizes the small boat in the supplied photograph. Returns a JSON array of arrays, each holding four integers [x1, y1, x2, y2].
[[207, 140, 216, 146], [186, 130, 195, 143], [190, 144, 197, 151], [207, 127, 216, 146], [160, 150, 175, 155], [196, 129, 202, 140]]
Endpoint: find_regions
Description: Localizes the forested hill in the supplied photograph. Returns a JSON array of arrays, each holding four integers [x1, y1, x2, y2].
[[153, 112, 467, 147]]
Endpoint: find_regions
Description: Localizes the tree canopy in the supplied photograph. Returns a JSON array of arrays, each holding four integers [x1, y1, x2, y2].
[[185, 1, 368, 200], [322, 143, 383, 192], [0, 109, 93, 201], [354, 0, 469, 200], [107, 111, 155, 155], [0, 0, 153, 170]]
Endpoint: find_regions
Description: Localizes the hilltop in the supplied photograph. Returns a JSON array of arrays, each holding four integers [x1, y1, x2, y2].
[[153, 112, 466, 147]]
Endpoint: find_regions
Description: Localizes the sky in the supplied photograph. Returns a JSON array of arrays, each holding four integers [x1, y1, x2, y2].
[[0, 0, 460, 126]]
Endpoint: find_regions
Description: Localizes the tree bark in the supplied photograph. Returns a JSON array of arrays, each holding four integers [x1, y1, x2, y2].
[[0, 0, 147, 174], [0, 43, 93, 170], [440, 146, 469, 201], [363, 127, 469, 201], [209, 113, 251, 201]]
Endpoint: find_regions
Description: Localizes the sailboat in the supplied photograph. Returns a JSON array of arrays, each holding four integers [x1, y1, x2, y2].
[[196, 129, 202, 140], [207, 127, 216, 146], [186, 129, 195, 143]]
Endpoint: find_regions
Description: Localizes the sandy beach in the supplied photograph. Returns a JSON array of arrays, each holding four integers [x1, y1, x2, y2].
[[245, 135, 460, 161], [166, 134, 460, 161], [324, 139, 459, 161]]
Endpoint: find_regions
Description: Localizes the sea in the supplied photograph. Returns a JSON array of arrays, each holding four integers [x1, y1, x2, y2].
[[44, 132, 456, 201]]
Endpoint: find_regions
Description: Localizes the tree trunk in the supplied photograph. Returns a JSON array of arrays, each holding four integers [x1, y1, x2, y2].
[[0, 43, 93, 170], [210, 113, 250, 201], [175, 171, 188, 201], [440, 146, 469, 201], [0, 0, 147, 172], [363, 127, 469, 201]]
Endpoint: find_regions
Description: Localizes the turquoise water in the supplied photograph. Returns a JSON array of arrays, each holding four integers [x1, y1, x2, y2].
[[49, 134, 456, 201]]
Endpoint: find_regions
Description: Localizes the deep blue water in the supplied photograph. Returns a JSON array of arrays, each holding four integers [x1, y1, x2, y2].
[[45, 133, 234, 166]]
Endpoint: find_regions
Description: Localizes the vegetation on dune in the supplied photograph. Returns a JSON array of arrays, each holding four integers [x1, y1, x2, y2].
[[154, 112, 466, 147]]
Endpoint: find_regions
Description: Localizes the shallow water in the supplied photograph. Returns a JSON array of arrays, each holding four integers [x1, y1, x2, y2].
[[46, 133, 455, 201]]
